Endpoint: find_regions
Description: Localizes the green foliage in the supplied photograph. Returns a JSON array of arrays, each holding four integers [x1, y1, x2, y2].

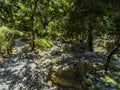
[[0, 26, 25, 56], [95, 16, 116, 35], [0, 26, 13, 39], [0, 26, 13, 55], [0, 0, 120, 50], [35, 38, 53, 49]]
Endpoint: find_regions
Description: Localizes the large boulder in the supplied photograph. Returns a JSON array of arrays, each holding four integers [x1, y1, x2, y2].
[[50, 59, 93, 90]]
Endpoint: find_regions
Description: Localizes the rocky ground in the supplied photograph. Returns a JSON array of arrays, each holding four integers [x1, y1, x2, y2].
[[0, 39, 120, 90]]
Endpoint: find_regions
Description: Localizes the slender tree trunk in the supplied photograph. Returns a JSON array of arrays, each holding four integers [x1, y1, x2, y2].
[[31, 31, 35, 51], [87, 21, 93, 52], [105, 41, 120, 72], [30, 14, 35, 51], [30, 0, 39, 51]]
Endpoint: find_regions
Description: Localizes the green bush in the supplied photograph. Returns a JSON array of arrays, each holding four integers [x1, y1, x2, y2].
[[0, 26, 16, 55], [35, 38, 53, 49]]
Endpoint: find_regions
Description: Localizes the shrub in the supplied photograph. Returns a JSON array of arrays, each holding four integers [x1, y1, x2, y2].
[[35, 38, 53, 49]]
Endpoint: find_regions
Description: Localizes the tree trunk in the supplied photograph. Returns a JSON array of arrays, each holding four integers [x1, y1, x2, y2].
[[105, 41, 120, 72], [30, 0, 39, 51], [87, 21, 93, 52], [31, 31, 35, 51]]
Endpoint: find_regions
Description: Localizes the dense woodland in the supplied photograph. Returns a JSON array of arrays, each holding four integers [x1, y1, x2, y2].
[[0, 0, 120, 90]]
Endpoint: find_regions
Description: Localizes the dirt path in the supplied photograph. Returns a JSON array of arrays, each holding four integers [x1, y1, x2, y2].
[[0, 38, 48, 90]]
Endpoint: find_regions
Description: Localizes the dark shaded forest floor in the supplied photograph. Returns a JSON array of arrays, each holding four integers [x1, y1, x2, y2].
[[0, 38, 120, 90]]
